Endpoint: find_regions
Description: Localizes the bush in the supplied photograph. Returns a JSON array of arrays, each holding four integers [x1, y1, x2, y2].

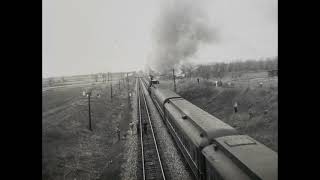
[[178, 79, 218, 100], [175, 79, 278, 151]]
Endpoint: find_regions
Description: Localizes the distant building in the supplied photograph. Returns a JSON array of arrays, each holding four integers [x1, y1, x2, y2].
[[175, 73, 185, 79]]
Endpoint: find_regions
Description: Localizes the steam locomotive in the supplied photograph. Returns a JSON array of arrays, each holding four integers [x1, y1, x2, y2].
[[144, 78, 277, 180]]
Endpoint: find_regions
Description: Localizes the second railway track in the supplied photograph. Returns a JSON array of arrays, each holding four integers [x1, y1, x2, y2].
[[137, 77, 166, 180]]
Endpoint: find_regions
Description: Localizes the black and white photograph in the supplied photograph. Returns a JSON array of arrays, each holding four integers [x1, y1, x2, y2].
[[42, 0, 278, 179]]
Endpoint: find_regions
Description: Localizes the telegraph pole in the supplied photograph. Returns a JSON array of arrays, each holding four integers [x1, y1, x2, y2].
[[110, 73, 113, 101], [247, 74, 250, 89], [108, 72, 113, 101], [127, 73, 130, 106], [82, 89, 100, 131], [173, 68, 176, 92], [123, 73, 126, 88], [88, 92, 92, 131], [127, 73, 129, 90]]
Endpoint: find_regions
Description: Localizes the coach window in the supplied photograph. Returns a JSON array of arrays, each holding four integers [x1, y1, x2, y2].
[[182, 135, 187, 147], [178, 130, 182, 142], [206, 162, 212, 180], [176, 128, 181, 138], [166, 112, 171, 122], [194, 149, 198, 163], [171, 117, 176, 128], [210, 174, 215, 180], [195, 150, 199, 165], [192, 148, 196, 160], [180, 131, 184, 144], [187, 138, 192, 152], [169, 116, 174, 129], [207, 163, 216, 180], [187, 141, 191, 151], [183, 137, 188, 149]]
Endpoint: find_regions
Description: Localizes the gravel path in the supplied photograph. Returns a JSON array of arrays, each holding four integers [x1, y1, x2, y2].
[[140, 80, 193, 180], [120, 78, 138, 180]]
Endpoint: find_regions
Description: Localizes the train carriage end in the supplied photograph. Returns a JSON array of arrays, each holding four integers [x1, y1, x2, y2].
[[202, 135, 277, 180]]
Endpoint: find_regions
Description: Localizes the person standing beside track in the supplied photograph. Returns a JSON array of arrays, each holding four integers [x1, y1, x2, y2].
[[116, 127, 121, 141], [248, 104, 254, 119], [234, 101, 238, 113], [129, 121, 134, 135], [143, 121, 148, 134]]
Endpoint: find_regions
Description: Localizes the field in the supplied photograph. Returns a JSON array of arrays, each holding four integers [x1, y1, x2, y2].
[[156, 70, 278, 152], [43, 72, 135, 89], [42, 70, 278, 180], [42, 75, 135, 180]]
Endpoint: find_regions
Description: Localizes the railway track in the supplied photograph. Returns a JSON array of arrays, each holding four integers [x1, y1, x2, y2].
[[137, 77, 166, 180]]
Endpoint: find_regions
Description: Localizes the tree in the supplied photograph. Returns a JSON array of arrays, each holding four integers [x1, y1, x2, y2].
[[218, 63, 227, 78], [180, 62, 196, 78], [196, 65, 211, 80]]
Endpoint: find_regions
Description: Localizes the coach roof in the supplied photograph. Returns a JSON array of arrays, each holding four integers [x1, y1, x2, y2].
[[202, 144, 251, 180], [169, 98, 238, 140], [215, 135, 278, 180], [153, 88, 182, 105]]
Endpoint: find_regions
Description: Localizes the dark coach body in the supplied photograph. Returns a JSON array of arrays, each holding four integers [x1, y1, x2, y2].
[[145, 77, 277, 180]]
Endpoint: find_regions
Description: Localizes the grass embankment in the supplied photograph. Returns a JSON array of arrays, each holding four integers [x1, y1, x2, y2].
[[42, 79, 135, 180], [176, 79, 278, 152]]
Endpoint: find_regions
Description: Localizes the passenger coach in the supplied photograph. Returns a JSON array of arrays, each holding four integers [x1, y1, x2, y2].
[[145, 78, 277, 180]]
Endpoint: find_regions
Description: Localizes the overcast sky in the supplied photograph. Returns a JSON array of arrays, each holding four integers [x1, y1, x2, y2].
[[42, 0, 277, 78]]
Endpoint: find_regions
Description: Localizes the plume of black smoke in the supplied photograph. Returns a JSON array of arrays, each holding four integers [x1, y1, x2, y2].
[[151, 0, 218, 73]]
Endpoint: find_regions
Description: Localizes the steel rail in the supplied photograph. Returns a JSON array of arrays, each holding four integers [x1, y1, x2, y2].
[[138, 78, 146, 180], [138, 77, 166, 180]]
